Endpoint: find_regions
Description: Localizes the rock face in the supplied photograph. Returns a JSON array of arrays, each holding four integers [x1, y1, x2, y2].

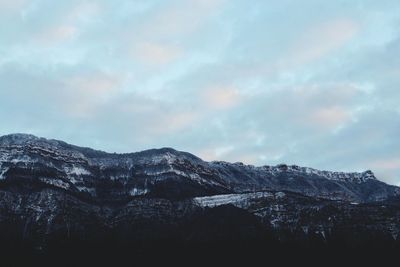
[[0, 133, 397, 202], [0, 133, 400, 262]]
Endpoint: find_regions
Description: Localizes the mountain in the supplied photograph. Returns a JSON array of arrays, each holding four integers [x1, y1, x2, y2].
[[0, 133, 400, 264], [0, 133, 397, 202]]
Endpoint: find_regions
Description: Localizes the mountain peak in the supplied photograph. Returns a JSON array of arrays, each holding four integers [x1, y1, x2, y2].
[[138, 147, 180, 155], [0, 133, 39, 142], [0, 133, 66, 150], [133, 147, 203, 163]]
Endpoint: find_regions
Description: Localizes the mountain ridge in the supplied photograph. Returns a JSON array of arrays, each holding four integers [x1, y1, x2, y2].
[[1, 133, 400, 263], [0, 133, 382, 177], [0, 133, 398, 202]]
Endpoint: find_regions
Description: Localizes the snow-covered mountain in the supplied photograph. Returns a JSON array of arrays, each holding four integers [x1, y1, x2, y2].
[[0, 133, 400, 263], [0, 133, 398, 202]]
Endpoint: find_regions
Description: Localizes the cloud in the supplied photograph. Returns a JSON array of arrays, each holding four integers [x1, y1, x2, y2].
[[137, 0, 226, 38], [0, 63, 125, 119], [35, 25, 79, 44], [0, 0, 27, 11], [309, 106, 352, 129], [372, 158, 400, 171], [255, 83, 362, 131], [64, 1, 102, 21], [130, 42, 183, 66], [60, 71, 124, 118], [280, 18, 360, 67], [202, 85, 241, 109]]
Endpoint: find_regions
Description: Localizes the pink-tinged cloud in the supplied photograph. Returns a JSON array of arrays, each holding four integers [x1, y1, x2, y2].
[[158, 112, 199, 134], [32, 2, 102, 45], [137, 0, 226, 38], [115, 95, 201, 136], [131, 42, 183, 66], [197, 146, 234, 162], [281, 18, 360, 67], [202, 86, 241, 109], [122, 0, 226, 67], [371, 158, 400, 170], [373, 165, 400, 187], [261, 83, 362, 132], [0, 0, 27, 11], [35, 25, 78, 44], [66, 74, 120, 96], [64, 1, 102, 22], [309, 106, 352, 128], [197, 146, 238, 162], [60, 72, 123, 118]]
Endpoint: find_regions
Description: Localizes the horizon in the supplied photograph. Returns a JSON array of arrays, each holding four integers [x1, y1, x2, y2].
[[1, 0, 399, 185]]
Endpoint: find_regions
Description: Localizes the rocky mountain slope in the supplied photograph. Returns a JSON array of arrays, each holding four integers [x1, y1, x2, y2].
[[0, 133, 398, 202], [0, 133, 399, 263]]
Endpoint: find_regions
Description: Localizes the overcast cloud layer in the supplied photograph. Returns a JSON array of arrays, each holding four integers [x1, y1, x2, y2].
[[1, 0, 399, 185]]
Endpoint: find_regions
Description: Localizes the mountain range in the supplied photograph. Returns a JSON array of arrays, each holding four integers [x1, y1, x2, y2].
[[0, 133, 399, 265]]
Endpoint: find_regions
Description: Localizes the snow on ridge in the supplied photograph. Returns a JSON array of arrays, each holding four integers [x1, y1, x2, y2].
[[66, 165, 91, 176], [0, 165, 8, 180], [0, 133, 38, 144], [143, 166, 223, 187], [129, 187, 149, 196], [193, 191, 283, 208], [213, 161, 376, 183], [0, 134, 379, 187], [39, 177, 70, 190], [76, 186, 96, 196], [259, 164, 377, 182], [294, 166, 376, 182]]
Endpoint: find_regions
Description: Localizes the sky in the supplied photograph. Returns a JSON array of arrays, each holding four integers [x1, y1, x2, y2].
[[0, 0, 399, 185]]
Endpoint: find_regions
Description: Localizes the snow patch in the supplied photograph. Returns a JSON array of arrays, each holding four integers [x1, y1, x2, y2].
[[66, 165, 91, 176], [275, 192, 286, 199], [39, 177, 70, 190], [76, 186, 96, 196], [10, 155, 32, 164], [193, 191, 273, 208], [0, 165, 8, 180], [129, 187, 149, 196]]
